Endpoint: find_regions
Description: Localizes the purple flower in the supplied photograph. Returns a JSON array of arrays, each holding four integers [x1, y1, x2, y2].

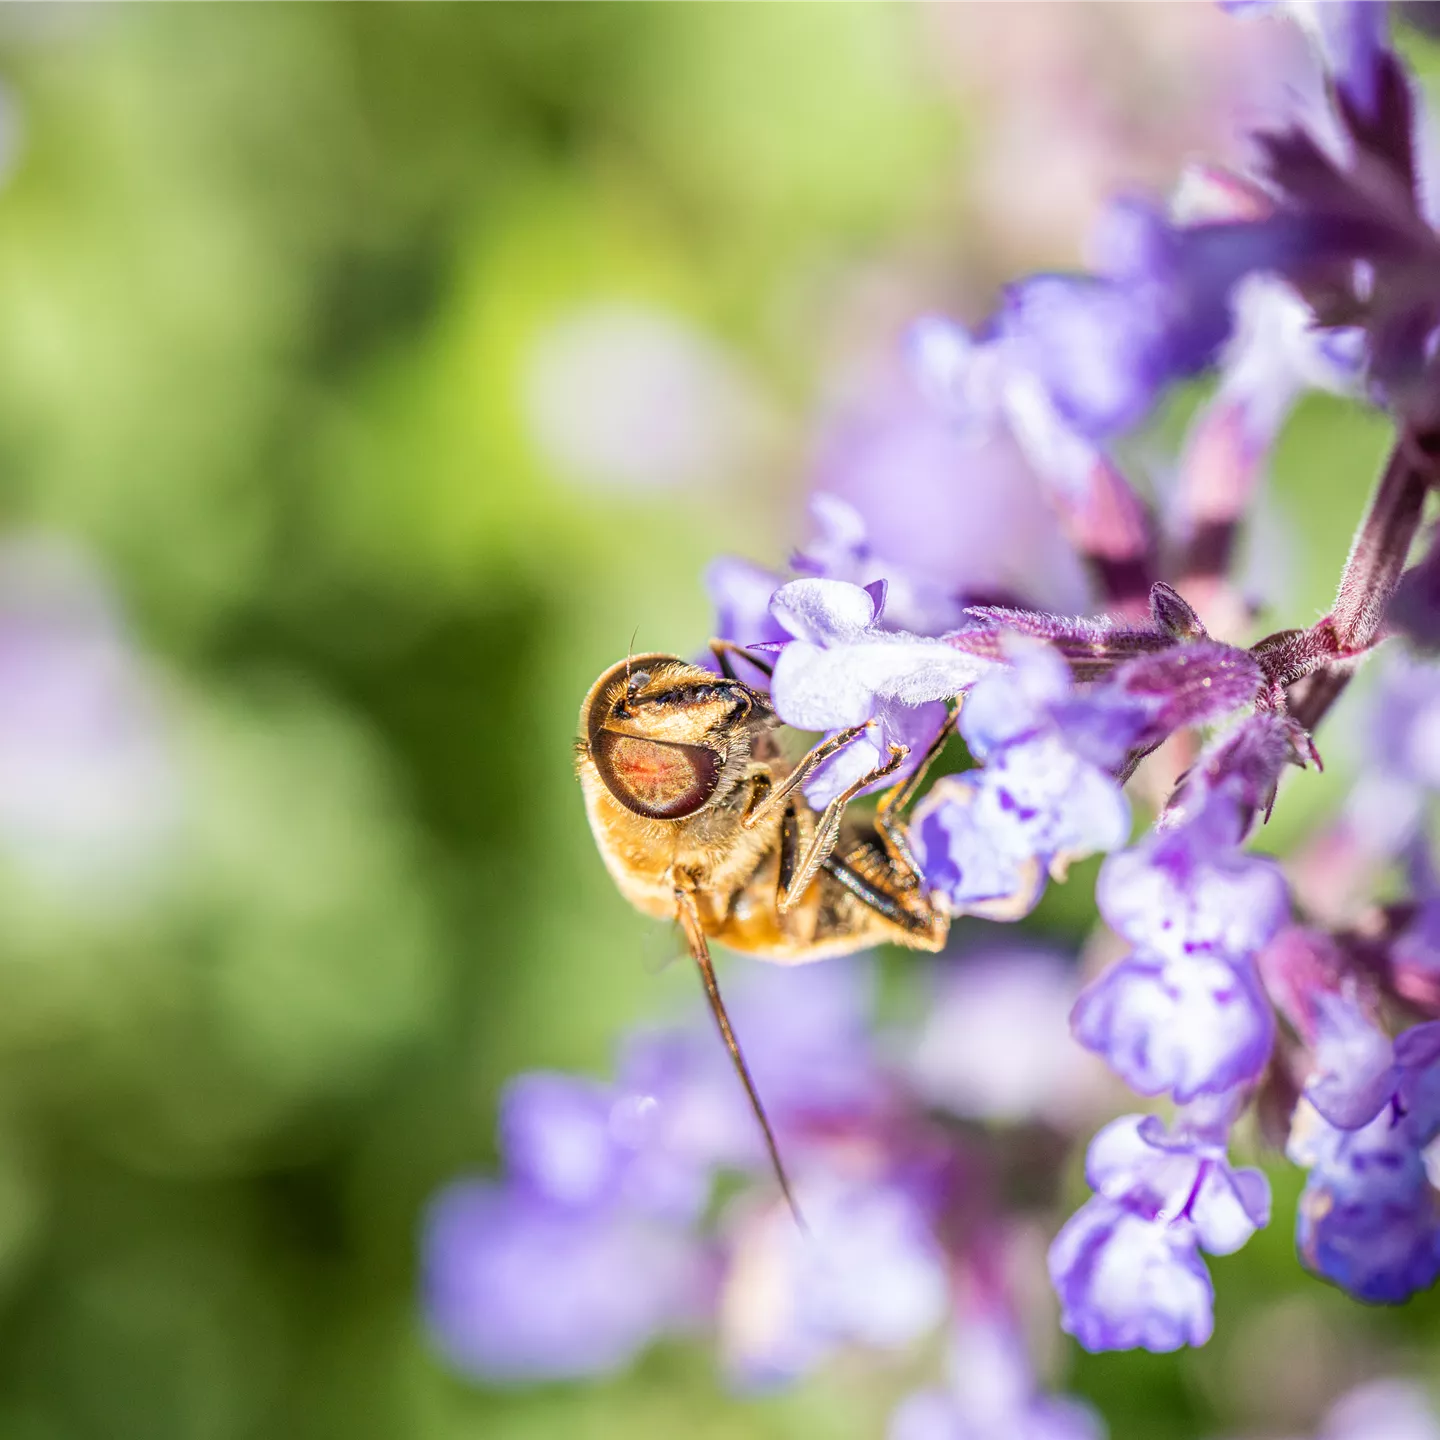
[[911, 312, 1153, 583], [767, 578, 992, 731], [705, 555, 789, 669], [1073, 791, 1284, 1101], [793, 492, 975, 638], [1289, 1102, 1440, 1304], [0, 537, 179, 892], [1320, 1379, 1440, 1440], [422, 1181, 710, 1383], [499, 1071, 708, 1223], [1287, 1005, 1440, 1303], [906, 948, 1104, 1127], [719, 1173, 949, 1388], [911, 642, 1135, 918], [1226, 1, 1390, 123], [913, 197, 1256, 458], [891, 1389, 1103, 1440], [1302, 995, 1401, 1131], [1071, 948, 1276, 1102], [1085, 1107, 1271, 1255], [889, 1316, 1105, 1440], [1049, 1097, 1267, 1352], [1369, 654, 1440, 793], [1048, 1198, 1214, 1353], [1175, 278, 1363, 593], [1095, 796, 1290, 964], [809, 369, 1090, 617], [617, 954, 887, 1180]]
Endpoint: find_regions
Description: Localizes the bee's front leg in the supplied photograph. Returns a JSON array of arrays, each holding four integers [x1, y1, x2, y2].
[[777, 743, 909, 913], [743, 723, 872, 832]]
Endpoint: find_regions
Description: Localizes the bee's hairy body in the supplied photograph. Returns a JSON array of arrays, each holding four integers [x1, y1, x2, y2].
[[576, 653, 947, 961]]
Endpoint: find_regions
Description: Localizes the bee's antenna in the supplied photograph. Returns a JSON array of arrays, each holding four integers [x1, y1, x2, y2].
[[625, 625, 640, 688], [687, 927, 806, 1231]]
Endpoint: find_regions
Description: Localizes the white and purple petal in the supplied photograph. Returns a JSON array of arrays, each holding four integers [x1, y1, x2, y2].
[[1304, 993, 1399, 1131], [1071, 949, 1275, 1102], [1048, 1198, 1214, 1353], [1097, 811, 1290, 964]]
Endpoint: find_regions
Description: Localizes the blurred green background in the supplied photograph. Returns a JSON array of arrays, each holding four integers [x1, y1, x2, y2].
[[0, 6, 1426, 1439]]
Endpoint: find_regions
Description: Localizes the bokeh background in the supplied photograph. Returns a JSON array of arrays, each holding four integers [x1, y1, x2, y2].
[[0, 5, 1427, 1439]]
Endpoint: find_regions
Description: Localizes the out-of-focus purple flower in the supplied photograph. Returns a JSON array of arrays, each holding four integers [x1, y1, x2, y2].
[[1319, 1378, 1440, 1440], [910, 313, 1155, 595], [1369, 654, 1440, 793], [524, 302, 767, 493], [906, 948, 1105, 1127], [1289, 1100, 1440, 1304], [617, 954, 888, 1179], [1049, 1095, 1268, 1352], [889, 1316, 1105, 1440], [706, 556, 789, 652], [499, 1070, 710, 1223], [719, 1173, 949, 1389], [618, 961, 878, 1186], [1210, 0, 1440, 423], [1302, 994, 1401, 1131], [1048, 1197, 1214, 1353], [1391, 537, 1440, 653], [422, 1181, 711, 1384], [767, 577, 992, 732], [0, 537, 179, 893], [913, 197, 1258, 457], [911, 641, 1135, 919], [1285, 1002, 1440, 1303], [793, 493, 974, 638], [810, 367, 1090, 618], [1225, 1, 1390, 124]]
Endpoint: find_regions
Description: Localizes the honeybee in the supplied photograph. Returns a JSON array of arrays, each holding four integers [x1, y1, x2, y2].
[[575, 643, 953, 1212]]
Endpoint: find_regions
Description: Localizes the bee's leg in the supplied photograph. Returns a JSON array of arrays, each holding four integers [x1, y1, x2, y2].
[[709, 638, 773, 681], [742, 723, 872, 831], [671, 870, 803, 1226], [809, 703, 958, 949], [873, 700, 960, 882], [778, 743, 909, 913]]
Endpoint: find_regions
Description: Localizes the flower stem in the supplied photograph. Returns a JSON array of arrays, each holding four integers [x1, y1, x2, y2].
[[1254, 427, 1438, 728], [1331, 427, 1436, 652]]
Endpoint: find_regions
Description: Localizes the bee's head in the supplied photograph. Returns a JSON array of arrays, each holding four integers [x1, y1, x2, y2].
[[579, 653, 770, 820]]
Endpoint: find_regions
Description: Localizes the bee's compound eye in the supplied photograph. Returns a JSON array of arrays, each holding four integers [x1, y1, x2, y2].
[[594, 731, 720, 819]]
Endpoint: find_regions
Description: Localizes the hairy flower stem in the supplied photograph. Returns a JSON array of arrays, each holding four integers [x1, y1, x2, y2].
[[1333, 429, 1437, 650], [1256, 427, 1439, 728]]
